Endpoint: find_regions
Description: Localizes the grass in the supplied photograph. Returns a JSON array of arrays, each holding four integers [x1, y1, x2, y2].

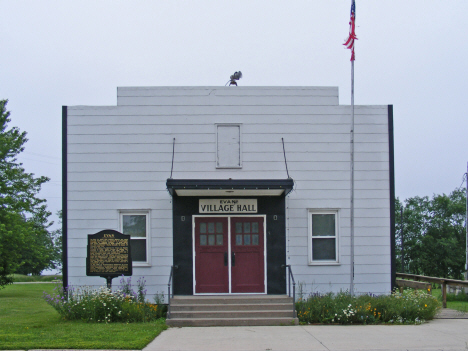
[[0, 283, 167, 350], [9, 274, 62, 282], [432, 288, 468, 312]]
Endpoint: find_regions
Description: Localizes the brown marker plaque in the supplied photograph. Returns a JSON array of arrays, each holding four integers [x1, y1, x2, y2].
[[86, 229, 132, 278]]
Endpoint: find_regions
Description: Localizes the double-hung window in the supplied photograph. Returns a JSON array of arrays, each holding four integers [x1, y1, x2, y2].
[[308, 210, 339, 264], [120, 211, 150, 265]]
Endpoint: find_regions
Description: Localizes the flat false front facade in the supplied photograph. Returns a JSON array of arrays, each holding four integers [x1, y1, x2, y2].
[[63, 86, 394, 299]]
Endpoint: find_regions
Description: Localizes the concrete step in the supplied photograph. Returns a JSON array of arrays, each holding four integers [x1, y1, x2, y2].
[[170, 295, 293, 305], [166, 317, 299, 327], [171, 303, 292, 312], [171, 310, 294, 319], [167, 295, 298, 327]]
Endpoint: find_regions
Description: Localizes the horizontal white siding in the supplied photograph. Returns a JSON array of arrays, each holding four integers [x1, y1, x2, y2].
[[67, 86, 391, 297]]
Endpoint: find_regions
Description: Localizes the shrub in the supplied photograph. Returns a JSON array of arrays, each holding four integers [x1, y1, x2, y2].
[[296, 289, 440, 325], [43, 276, 166, 323]]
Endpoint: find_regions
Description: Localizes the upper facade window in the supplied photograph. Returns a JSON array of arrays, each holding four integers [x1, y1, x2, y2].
[[120, 211, 150, 266], [216, 124, 242, 168], [308, 210, 339, 264]]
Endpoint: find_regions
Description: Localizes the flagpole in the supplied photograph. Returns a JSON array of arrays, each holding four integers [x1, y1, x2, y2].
[[350, 58, 355, 296], [344, 0, 356, 296], [465, 162, 468, 281]]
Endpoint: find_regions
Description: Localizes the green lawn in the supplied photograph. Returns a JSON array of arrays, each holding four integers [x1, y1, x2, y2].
[[10, 274, 62, 282], [0, 283, 167, 350], [432, 288, 468, 312]]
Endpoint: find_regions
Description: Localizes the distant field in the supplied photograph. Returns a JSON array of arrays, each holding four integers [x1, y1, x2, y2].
[[10, 274, 62, 282], [0, 283, 167, 350]]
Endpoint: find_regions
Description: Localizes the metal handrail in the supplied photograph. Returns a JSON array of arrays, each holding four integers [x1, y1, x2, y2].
[[282, 264, 296, 318], [167, 265, 178, 319]]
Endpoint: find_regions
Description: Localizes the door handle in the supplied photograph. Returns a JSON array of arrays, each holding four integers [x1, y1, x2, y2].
[[231, 252, 235, 267], [224, 252, 228, 266]]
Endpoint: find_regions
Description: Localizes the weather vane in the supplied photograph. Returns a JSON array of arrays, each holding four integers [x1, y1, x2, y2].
[[226, 71, 242, 86]]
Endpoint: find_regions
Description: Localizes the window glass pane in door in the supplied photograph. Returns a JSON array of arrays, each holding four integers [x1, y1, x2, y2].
[[200, 223, 207, 233], [243, 222, 250, 233], [236, 234, 243, 246], [252, 222, 259, 233], [216, 222, 223, 233], [235, 222, 242, 233], [216, 234, 223, 245], [208, 222, 215, 233], [200, 235, 207, 246], [252, 234, 259, 245], [208, 234, 215, 245], [244, 234, 251, 245]]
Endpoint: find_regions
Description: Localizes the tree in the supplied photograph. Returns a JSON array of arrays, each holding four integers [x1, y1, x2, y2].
[[49, 210, 63, 273], [0, 99, 57, 287], [14, 207, 61, 276], [396, 188, 466, 279]]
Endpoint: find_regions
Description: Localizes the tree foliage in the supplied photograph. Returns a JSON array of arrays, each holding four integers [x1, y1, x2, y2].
[[0, 99, 59, 287], [396, 188, 467, 279]]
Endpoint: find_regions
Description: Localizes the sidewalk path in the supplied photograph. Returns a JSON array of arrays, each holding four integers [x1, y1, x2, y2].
[[435, 308, 468, 319], [144, 319, 468, 351]]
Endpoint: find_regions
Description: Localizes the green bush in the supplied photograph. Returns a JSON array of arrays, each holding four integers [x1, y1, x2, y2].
[[43, 276, 166, 323], [296, 289, 440, 325]]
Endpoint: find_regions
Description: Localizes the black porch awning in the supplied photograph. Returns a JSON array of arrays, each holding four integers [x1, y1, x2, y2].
[[166, 178, 294, 197]]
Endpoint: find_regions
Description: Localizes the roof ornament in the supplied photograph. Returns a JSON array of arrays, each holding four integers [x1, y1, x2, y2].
[[225, 71, 242, 86]]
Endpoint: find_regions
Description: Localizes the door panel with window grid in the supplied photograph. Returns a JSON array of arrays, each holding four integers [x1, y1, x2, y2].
[[194, 217, 229, 293], [230, 217, 265, 293]]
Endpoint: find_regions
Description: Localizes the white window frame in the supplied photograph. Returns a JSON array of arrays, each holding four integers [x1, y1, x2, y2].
[[308, 209, 340, 265], [119, 210, 151, 267], [215, 123, 242, 169]]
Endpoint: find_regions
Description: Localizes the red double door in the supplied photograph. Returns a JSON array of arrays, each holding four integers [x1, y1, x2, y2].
[[194, 216, 265, 294]]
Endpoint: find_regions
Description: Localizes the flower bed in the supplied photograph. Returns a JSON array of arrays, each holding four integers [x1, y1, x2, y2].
[[296, 289, 440, 325], [43, 276, 167, 323]]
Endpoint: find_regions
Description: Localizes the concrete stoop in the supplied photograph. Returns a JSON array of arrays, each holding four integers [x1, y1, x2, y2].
[[166, 295, 299, 327]]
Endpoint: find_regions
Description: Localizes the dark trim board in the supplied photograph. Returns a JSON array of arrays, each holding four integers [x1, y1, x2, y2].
[[172, 195, 287, 295], [62, 106, 68, 291], [167, 178, 294, 196], [388, 104, 396, 291]]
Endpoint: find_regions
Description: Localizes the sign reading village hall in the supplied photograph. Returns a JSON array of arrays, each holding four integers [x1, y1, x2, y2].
[[199, 199, 258, 213]]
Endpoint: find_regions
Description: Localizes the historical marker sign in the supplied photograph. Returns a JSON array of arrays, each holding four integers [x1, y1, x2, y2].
[[86, 230, 132, 285]]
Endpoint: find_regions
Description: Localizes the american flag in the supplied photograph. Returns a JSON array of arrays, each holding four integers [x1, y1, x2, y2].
[[343, 0, 357, 61]]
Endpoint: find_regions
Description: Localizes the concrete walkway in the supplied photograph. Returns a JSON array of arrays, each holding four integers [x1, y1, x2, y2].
[[144, 318, 468, 351], [435, 308, 468, 319]]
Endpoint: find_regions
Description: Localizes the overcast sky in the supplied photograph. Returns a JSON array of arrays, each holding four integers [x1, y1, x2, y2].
[[2, 1, 467, 226]]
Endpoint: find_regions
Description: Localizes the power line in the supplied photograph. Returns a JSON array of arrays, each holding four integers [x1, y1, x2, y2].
[[457, 173, 467, 192], [24, 151, 61, 160]]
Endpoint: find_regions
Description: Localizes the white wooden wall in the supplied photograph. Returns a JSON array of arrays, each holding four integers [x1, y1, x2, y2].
[[67, 86, 391, 298]]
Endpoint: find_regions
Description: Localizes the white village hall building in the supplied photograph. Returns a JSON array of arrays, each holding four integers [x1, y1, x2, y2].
[[62, 86, 395, 300]]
